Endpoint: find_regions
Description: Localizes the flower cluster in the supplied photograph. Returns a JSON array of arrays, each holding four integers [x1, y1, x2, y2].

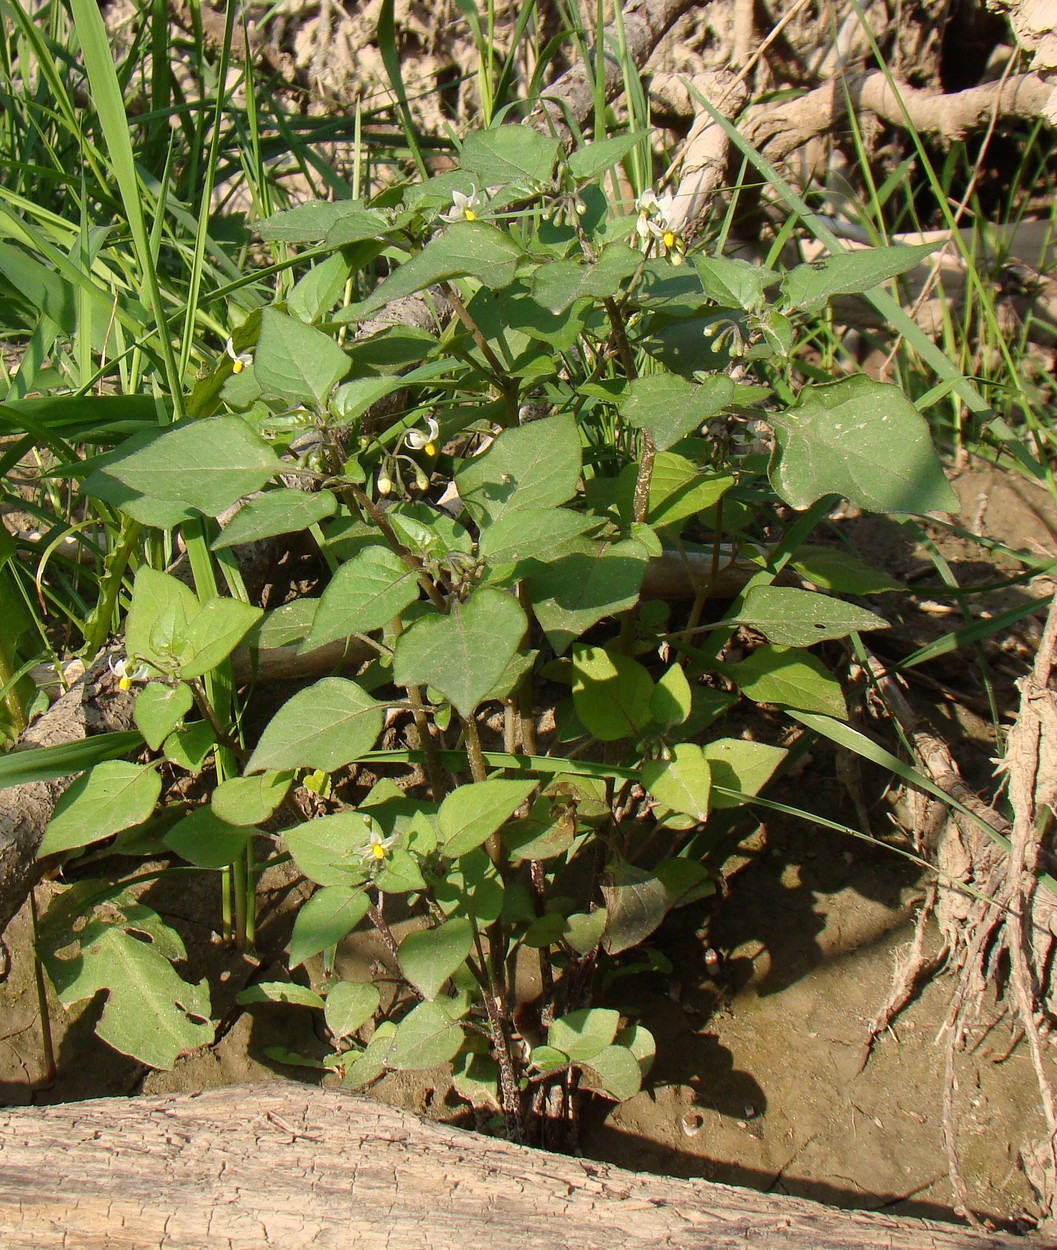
[[377, 416, 440, 497], [634, 189, 685, 264]]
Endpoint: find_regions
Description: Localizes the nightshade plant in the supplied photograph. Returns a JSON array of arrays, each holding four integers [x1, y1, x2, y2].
[[32, 123, 958, 1141]]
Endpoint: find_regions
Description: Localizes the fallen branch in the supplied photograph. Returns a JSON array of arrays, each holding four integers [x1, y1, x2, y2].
[[0, 1083, 1039, 1250]]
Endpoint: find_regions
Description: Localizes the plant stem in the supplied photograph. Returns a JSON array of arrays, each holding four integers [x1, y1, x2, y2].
[[343, 482, 447, 612], [470, 916, 525, 1141], [29, 889, 56, 1085], [391, 617, 449, 800]]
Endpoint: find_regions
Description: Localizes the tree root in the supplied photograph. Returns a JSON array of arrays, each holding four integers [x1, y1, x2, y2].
[[860, 597, 1057, 1228]]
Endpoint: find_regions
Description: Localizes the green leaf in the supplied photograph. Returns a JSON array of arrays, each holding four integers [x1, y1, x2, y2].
[[0, 731, 144, 788], [529, 243, 642, 315], [617, 1023, 656, 1077], [255, 308, 350, 408], [432, 849, 505, 924], [582, 1044, 643, 1101], [164, 807, 256, 868], [397, 918, 473, 1000], [730, 585, 888, 647], [86, 417, 280, 519], [393, 588, 526, 716], [324, 981, 380, 1040], [134, 682, 192, 750], [529, 1044, 570, 1073], [163, 721, 216, 773], [693, 255, 779, 310], [246, 677, 384, 773], [791, 547, 906, 594], [41, 903, 212, 1069], [179, 597, 263, 679], [385, 1000, 463, 1070], [600, 858, 670, 955], [731, 645, 848, 718], [437, 778, 536, 857], [780, 241, 940, 312], [478, 507, 594, 568], [523, 912, 569, 948], [212, 488, 338, 550], [456, 413, 582, 526], [237, 981, 326, 1010], [640, 744, 711, 822], [547, 1007, 620, 1062], [289, 887, 369, 967], [302, 546, 420, 649], [288, 251, 352, 323], [451, 1050, 500, 1110], [124, 567, 199, 673], [347, 221, 524, 320], [341, 1021, 397, 1088], [617, 454, 734, 529], [567, 132, 648, 179], [374, 847, 427, 895], [654, 858, 715, 908], [526, 536, 649, 654], [650, 663, 692, 730], [212, 771, 292, 826], [460, 127, 559, 188], [256, 200, 391, 244], [564, 908, 608, 954], [284, 812, 374, 887], [620, 374, 734, 452], [40, 762, 162, 856], [503, 795, 577, 862], [572, 644, 654, 742], [702, 738, 787, 810], [768, 376, 959, 515]]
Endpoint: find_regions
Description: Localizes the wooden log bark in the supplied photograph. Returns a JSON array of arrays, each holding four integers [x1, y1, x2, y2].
[[0, 1083, 1041, 1250]]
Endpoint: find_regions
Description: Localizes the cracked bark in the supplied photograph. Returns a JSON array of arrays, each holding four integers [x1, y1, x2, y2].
[[0, 1084, 1040, 1250]]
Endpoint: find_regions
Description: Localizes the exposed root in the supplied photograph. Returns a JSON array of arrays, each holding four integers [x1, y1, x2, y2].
[[861, 596, 1057, 1225]]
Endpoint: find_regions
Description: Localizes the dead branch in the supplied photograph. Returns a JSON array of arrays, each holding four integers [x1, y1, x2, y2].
[[0, 1082, 1038, 1250], [741, 71, 1053, 162]]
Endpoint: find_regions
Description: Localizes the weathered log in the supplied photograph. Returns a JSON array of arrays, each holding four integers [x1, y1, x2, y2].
[[0, 1083, 1040, 1250]]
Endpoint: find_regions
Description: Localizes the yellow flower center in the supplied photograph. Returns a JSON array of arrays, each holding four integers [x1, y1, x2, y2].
[[370, 843, 386, 860], [232, 359, 245, 374], [423, 441, 437, 457], [663, 230, 676, 248], [118, 676, 132, 691], [464, 208, 476, 221]]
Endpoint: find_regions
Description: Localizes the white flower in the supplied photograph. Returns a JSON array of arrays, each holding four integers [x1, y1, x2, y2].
[[634, 189, 685, 262], [360, 824, 398, 866], [402, 416, 440, 456], [109, 655, 151, 691], [441, 186, 484, 223], [224, 336, 253, 375]]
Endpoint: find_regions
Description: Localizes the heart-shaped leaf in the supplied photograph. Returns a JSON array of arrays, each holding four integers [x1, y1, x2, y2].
[[437, 778, 536, 857], [324, 980, 380, 1040], [397, 918, 473, 1000], [393, 589, 526, 716], [40, 762, 162, 856], [289, 887, 369, 967], [134, 682, 192, 750], [768, 376, 958, 515], [640, 744, 711, 822]]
